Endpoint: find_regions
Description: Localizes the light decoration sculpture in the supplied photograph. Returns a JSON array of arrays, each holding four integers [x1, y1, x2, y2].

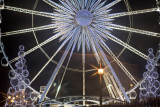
[[5, 45, 36, 107], [139, 48, 160, 100]]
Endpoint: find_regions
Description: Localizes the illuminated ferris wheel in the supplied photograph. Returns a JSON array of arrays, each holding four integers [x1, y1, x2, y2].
[[0, 0, 160, 106]]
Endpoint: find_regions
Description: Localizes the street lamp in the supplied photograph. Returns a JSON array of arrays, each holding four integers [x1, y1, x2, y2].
[[98, 69, 104, 76], [98, 68, 104, 106]]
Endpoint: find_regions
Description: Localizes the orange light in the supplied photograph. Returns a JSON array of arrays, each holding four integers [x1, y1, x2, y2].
[[98, 69, 104, 75]]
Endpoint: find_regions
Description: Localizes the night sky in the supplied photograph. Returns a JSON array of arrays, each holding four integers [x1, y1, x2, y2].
[[0, 0, 160, 106]]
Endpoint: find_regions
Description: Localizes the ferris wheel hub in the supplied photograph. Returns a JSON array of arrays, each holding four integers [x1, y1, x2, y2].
[[75, 9, 93, 26]]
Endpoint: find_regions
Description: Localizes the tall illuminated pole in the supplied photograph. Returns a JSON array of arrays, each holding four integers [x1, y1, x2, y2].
[[98, 68, 104, 106]]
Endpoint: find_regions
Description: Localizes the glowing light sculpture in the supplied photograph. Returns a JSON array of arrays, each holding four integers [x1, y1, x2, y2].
[[139, 48, 160, 100], [5, 45, 36, 107]]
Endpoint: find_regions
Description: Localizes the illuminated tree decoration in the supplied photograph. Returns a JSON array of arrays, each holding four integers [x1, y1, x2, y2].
[[5, 45, 35, 107], [139, 48, 160, 100]]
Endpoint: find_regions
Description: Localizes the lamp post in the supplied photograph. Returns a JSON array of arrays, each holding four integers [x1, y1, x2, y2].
[[98, 68, 104, 106]]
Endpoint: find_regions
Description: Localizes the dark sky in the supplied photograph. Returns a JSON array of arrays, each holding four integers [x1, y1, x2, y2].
[[0, 0, 160, 106]]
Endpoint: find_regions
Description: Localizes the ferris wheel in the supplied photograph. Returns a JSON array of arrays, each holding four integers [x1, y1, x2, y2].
[[0, 0, 160, 106]]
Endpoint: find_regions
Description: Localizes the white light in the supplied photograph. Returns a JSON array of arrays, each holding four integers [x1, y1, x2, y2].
[[86, 104, 90, 107], [130, 84, 133, 87], [13, 97, 15, 100], [57, 86, 61, 91], [8, 96, 11, 99], [11, 99, 14, 103], [107, 84, 112, 87], [98, 69, 104, 75]]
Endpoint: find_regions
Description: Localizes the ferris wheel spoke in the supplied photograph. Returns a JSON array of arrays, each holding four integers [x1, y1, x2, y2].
[[4, 6, 58, 19], [77, 30, 83, 52], [107, 23, 160, 37], [94, 0, 121, 14], [42, 0, 59, 9], [92, 26, 109, 40], [59, 0, 74, 12], [105, 0, 122, 9], [82, 29, 86, 58], [9, 25, 74, 64], [84, 0, 88, 9], [70, 0, 80, 10], [108, 8, 157, 19], [53, 24, 76, 34], [90, 0, 102, 12], [77, 34, 82, 52], [73, 0, 80, 10], [100, 42, 138, 84], [39, 27, 80, 103], [90, 26, 137, 84], [55, 27, 80, 98], [92, 23, 113, 32], [52, 12, 73, 19], [85, 0, 91, 10], [43, 0, 75, 15], [39, 44, 94, 73], [59, 26, 77, 42], [82, 0, 85, 9], [1, 23, 66, 36], [94, 26, 148, 60], [89, 0, 97, 10], [88, 26, 130, 102], [39, 46, 86, 72], [77, 27, 86, 52], [93, 9, 112, 16], [90, 39, 100, 63], [82, 27, 86, 104], [94, 0, 107, 12], [51, 17, 73, 22], [59, 0, 77, 12], [65, 0, 77, 12], [90, 27, 107, 45], [85, 33, 91, 51], [77, 0, 82, 10], [86, 28, 100, 63], [30, 27, 78, 85], [93, 19, 114, 25], [53, 9, 74, 17]]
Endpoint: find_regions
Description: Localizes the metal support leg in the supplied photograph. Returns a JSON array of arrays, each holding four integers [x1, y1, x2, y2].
[[39, 30, 78, 104]]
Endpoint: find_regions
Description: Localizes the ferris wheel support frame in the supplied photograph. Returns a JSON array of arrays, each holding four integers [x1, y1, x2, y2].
[[39, 26, 80, 104], [88, 27, 130, 102]]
